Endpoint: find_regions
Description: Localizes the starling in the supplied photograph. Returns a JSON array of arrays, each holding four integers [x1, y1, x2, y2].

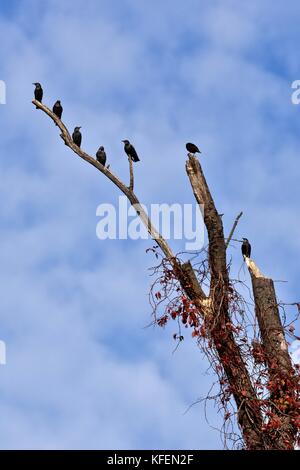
[[122, 140, 140, 162], [241, 238, 251, 258], [33, 82, 43, 108], [52, 100, 63, 119], [96, 146, 107, 166], [72, 126, 82, 148], [186, 142, 201, 154]]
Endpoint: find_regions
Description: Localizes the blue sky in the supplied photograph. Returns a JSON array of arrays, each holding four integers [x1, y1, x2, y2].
[[0, 0, 299, 450]]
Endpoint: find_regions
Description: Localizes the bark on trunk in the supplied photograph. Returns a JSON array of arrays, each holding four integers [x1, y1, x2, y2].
[[247, 258, 296, 449], [185, 155, 271, 449]]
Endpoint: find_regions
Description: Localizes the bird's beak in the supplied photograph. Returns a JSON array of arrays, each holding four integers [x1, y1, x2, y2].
[[121, 140, 125, 142], [79, 127, 82, 129]]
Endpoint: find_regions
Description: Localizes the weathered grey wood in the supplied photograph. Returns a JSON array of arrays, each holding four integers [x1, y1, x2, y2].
[[32, 99, 174, 260], [246, 257, 295, 448], [225, 211, 243, 249], [185, 155, 268, 449], [128, 157, 134, 191]]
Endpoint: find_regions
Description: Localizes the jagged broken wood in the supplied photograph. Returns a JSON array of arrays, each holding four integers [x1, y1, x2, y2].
[[245, 256, 295, 446], [246, 257, 291, 367]]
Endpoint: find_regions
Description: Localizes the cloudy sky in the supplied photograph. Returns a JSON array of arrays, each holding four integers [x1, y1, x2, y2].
[[0, 0, 299, 450]]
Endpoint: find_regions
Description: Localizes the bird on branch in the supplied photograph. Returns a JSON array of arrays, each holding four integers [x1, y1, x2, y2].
[[72, 126, 82, 148], [96, 146, 107, 166], [122, 139, 140, 162], [52, 100, 63, 120], [186, 142, 201, 155], [241, 238, 251, 258], [33, 82, 43, 108]]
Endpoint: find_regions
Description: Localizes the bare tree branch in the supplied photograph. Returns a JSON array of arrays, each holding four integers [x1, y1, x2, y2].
[[246, 257, 296, 448], [32, 99, 174, 260], [182, 261, 207, 301], [225, 211, 243, 249], [247, 257, 291, 368], [128, 156, 134, 191], [32, 100, 210, 316]]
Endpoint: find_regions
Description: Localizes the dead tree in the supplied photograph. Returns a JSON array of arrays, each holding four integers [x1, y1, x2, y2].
[[33, 99, 300, 450]]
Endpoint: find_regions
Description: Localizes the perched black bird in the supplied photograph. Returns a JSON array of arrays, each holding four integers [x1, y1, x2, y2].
[[241, 238, 251, 258], [186, 142, 201, 155], [96, 146, 107, 166], [72, 126, 82, 148], [122, 139, 140, 162], [33, 82, 43, 108], [52, 100, 63, 119]]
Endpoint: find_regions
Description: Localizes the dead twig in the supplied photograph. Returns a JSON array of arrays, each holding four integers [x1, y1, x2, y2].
[[225, 211, 243, 249]]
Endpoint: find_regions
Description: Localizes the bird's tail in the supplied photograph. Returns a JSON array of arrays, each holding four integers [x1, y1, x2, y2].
[[132, 155, 140, 162]]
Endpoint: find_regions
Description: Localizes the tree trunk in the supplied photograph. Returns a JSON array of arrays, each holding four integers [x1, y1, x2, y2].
[[247, 258, 297, 449], [185, 156, 270, 449]]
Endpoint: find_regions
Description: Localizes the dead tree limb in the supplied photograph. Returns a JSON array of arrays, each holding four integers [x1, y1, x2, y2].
[[185, 156, 271, 449], [246, 257, 297, 449], [225, 211, 243, 249], [33, 99, 174, 260], [128, 157, 134, 191], [32, 100, 209, 317], [246, 258, 291, 369], [182, 261, 207, 301]]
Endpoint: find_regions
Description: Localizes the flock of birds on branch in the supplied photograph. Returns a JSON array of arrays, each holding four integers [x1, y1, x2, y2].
[[33, 83, 200, 166], [33, 83, 252, 260]]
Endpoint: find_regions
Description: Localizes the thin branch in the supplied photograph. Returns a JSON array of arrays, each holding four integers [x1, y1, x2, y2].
[[128, 156, 134, 190], [225, 211, 243, 249], [32, 99, 174, 260]]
